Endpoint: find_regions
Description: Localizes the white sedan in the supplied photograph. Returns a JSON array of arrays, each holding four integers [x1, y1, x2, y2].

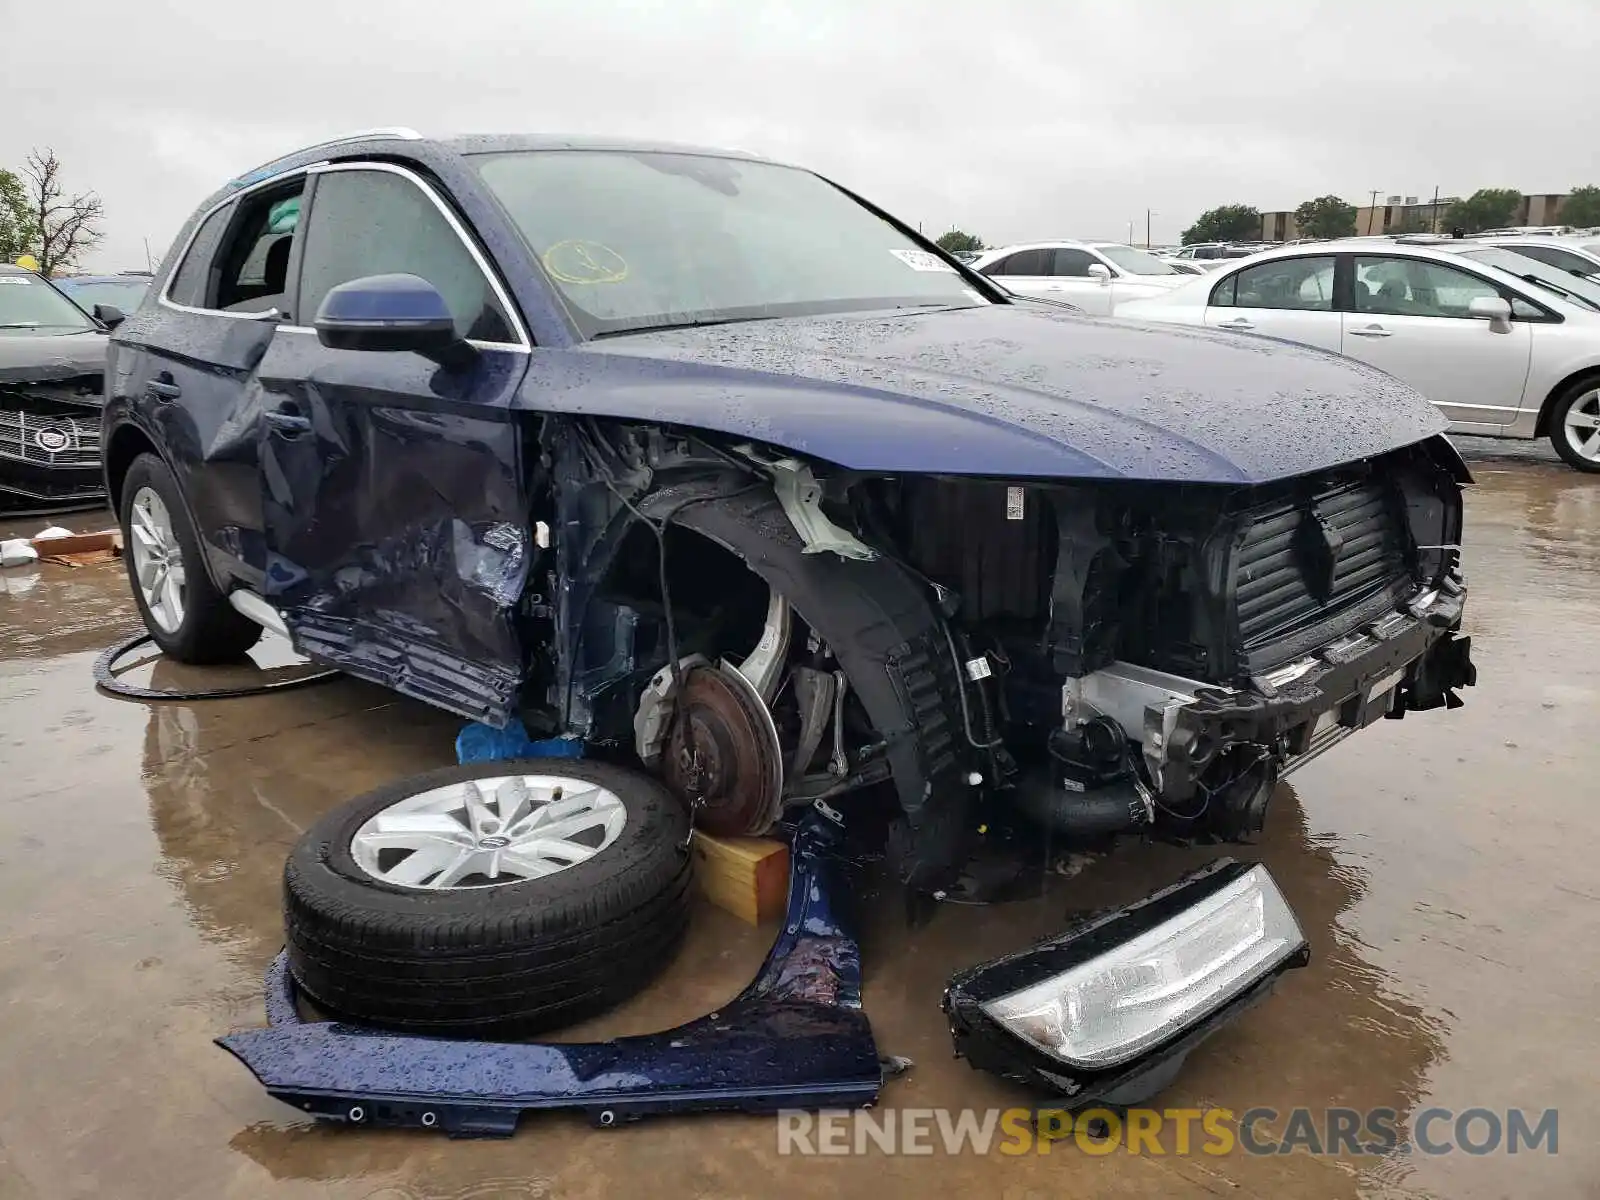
[[1476, 235, 1600, 282], [1116, 239, 1600, 472], [967, 241, 1188, 315]]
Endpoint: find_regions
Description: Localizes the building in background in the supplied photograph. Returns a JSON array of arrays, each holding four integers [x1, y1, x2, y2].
[[1257, 192, 1571, 241]]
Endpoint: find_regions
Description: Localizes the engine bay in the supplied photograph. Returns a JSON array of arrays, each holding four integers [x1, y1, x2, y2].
[[530, 422, 1474, 874]]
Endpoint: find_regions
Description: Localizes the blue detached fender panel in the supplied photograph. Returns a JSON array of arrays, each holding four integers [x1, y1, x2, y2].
[[217, 811, 883, 1136]]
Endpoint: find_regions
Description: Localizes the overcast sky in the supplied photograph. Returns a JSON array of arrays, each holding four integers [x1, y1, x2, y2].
[[5, 0, 1599, 272]]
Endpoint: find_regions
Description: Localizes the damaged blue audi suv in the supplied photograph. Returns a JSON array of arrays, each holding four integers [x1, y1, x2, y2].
[[103, 129, 1475, 1116]]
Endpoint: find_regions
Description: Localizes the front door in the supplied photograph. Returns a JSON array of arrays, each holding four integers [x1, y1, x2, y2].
[[1344, 255, 1533, 428], [257, 161, 534, 723]]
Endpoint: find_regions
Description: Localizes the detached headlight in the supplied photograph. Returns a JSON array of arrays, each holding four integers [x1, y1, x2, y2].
[[979, 865, 1303, 1069]]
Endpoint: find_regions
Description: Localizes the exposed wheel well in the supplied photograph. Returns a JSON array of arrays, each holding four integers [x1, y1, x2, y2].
[[104, 424, 160, 517], [1535, 367, 1600, 438]]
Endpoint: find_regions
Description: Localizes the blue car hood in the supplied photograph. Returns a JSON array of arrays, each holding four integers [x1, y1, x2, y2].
[[539, 304, 1445, 483]]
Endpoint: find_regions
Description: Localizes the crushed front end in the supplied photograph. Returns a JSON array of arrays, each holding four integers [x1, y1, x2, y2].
[[872, 434, 1474, 846]]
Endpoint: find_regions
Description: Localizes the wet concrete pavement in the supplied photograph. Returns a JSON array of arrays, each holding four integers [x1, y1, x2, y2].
[[1, 452, 1597, 1199]]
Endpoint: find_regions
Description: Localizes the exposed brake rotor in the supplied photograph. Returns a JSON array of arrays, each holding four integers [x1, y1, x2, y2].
[[661, 664, 784, 837]]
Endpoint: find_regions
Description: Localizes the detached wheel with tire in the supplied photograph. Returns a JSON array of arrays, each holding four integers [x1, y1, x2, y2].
[[1549, 381, 1600, 473], [118, 452, 262, 662], [284, 759, 692, 1037]]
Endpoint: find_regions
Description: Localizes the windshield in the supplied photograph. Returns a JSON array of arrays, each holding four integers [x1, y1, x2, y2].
[[1452, 247, 1600, 312], [1094, 245, 1177, 275], [0, 272, 97, 333], [54, 279, 149, 313], [472, 150, 989, 337]]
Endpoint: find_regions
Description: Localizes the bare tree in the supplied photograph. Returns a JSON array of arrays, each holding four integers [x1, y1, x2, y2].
[[20, 149, 104, 275]]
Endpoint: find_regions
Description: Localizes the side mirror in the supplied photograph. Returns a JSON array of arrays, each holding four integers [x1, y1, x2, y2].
[[93, 303, 125, 329], [314, 273, 461, 355], [1467, 295, 1513, 333], [1087, 263, 1113, 286]]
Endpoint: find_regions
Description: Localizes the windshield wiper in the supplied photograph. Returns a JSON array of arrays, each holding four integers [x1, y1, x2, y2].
[[592, 314, 776, 339]]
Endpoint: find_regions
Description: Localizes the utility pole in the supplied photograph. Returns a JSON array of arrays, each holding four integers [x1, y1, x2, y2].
[[1430, 185, 1440, 235], [1146, 209, 1153, 248], [143, 237, 153, 273], [1367, 190, 1380, 235], [1128, 219, 1134, 244]]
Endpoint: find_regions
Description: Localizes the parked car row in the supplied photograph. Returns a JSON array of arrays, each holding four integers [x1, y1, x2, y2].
[[1117, 238, 1600, 471]]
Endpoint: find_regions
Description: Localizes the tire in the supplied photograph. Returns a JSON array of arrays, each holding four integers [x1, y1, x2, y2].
[[284, 759, 693, 1037], [1548, 380, 1600, 473], [118, 453, 262, 662]]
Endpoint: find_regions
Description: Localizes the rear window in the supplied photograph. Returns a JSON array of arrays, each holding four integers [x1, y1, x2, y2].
[[166, 203, 234, 307]]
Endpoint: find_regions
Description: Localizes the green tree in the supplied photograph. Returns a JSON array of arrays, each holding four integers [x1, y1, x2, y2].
[[1559, 185, 1600, 227], [935, 228, 985, 253], [1444, 188, 1522, 234], [1292, 194, 1358, 240], [1181, 205, 1261, 245], [0, 168, 29, 261]]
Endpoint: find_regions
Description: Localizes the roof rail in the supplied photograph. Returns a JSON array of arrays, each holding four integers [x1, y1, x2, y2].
[[229, 128, 425, 190], [308, 127, 424, 149]]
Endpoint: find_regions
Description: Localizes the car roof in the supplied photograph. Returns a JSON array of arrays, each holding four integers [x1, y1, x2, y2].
[[0, 264, 33, 276], [55, 274, 147, 284], [190, 128, 799, 226]]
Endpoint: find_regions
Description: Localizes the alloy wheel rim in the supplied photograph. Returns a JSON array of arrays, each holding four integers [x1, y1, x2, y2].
[[129, 486, 186, 633], [1564, 390, 1600, 462], [349, 775, 629, 890]]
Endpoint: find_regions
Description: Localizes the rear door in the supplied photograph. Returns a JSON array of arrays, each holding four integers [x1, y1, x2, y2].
[[1202, 254, 1343, 353], [1344, 254, 1533, 428], [977, 248, 1057, 299], [121, 175, 310, 591], [254, 161, 533, 722]]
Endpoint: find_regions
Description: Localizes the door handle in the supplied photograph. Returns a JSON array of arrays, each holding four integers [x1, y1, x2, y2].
[[146, 380, 181, 401], [264, 407, 312, 435], [1349, 325, 1392, 338], [1218, 318, 1255, 330]]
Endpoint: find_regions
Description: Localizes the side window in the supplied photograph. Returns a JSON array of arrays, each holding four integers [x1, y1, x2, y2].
[[1209, 272, 1237, 307], [1353, 256, 1498, 318], [166, 202, 234, 308], [211, 182, 307, 314], [298, 168, 515, 342], [982, 249, 1051, 277], [1231, 256, 1336, 311], [1050, 248, 1097, 277]]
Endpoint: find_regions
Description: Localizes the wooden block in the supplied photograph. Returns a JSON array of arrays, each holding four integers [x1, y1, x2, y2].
[[691, 832, 790, 926], [30, 529, 119, 556]]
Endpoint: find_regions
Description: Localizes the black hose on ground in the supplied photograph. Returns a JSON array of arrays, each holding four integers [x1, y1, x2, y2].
[[92, 631, 341, 702]]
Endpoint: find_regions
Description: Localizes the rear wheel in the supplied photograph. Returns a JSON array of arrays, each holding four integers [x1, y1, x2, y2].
[[1549, 382, 1600, 473], [118, 453, 261, 662]]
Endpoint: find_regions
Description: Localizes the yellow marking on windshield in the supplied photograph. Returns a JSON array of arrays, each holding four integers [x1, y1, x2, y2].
[[543, 241, 629, 284]]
